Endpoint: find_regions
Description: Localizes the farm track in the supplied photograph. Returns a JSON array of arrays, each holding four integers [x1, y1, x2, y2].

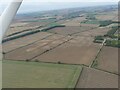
[[89, 39, 106, 68]]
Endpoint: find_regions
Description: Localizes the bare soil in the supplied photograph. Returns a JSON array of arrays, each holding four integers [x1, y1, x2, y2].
[[33, 36, 101, 66], [76, 67, 118, 88], [96, 46, 118, 74], [3, 32, 52, 53]]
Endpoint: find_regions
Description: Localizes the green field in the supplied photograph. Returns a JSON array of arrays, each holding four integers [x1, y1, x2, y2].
[[3, 60, 82, 88], [81, 20, 100, 24], [24, 18, 56, 22]]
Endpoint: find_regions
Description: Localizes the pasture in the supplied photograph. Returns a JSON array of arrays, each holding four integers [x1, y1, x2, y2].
[[3, 60, 82, 88]]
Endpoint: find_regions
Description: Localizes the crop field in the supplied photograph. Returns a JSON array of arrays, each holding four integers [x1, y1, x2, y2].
[[3, 60, 82, 88], [74, 27, 110, 37], [81, 20, 100, 25], [10, 22, 28, 27], [3, 32, 52, 53], [95, 11, 117, 21], [79, 23, 99, 28], [22, 18, 57, 25], [48, 26, 92, 35], [5, 25, 41, 37], [4, 34, 71, 60], [5, 17, 58, 37], [76, 67, 118, 88], [63, 17, 86, 26], [33, 36, 101, 66], [94, 46, 118, 74], [96, 15, 116, 20], [5, 22, 44, 37]]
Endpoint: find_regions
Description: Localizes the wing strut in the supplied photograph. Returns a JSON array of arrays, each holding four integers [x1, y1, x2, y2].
[[0, 0, 23, 42]]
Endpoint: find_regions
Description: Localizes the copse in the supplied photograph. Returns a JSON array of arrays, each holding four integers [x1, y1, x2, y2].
[[99, 20, 113, 27], [106, 26, 118, 38], [94, 36, 104, 43]]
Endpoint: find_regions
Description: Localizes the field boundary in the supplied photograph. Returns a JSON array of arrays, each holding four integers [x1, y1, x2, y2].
[[89, 39, 106, 68], [68, 66, 83, 88], [4, 56, 119, 76], [74, 66, 84, 89], [29, 37, 74, 60]]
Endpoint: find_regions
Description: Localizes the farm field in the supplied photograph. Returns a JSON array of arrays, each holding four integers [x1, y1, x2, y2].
[[96, 14, 116, 20], [79, 23, 99, 28], [5, 24, 41, 37], [74, 27, 110, 37], [95, 10, 117, 20], [94, 46, 118, 74], [2, 4, 119, 88], [48, 26, 93, 35], [3, 60, 82, 88], [33, 36, 101, 66], [2, 32, 52, 53], [81, 20, 100, 25], [62, 17, 86, 26], [4, 17, 58, 37], [76, 67, 118, 88], [4, 34, 71, 61]]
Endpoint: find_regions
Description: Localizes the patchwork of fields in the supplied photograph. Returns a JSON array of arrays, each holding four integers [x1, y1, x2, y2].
[[2, 5, 119, 88]]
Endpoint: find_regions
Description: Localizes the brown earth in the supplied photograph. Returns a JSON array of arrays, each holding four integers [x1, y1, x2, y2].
[[48, 26, 92, 35], [96, 46, 118, 74], [76, 67, 118, 88], [4, 34, 71, 61], [3, 32, 52, 53], [33, 36, 101, 66], [74, 27, 110, 37], [62, 17, 86, 26]]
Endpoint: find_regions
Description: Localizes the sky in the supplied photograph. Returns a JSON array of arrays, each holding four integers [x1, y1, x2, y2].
[[0, 0, 119, 14]]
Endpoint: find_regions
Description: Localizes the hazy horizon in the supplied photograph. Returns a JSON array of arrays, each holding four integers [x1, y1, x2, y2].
[[0, 2, 118, 15]]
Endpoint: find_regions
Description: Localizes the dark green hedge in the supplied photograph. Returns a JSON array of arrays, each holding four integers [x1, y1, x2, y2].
[[99, 20, 113, 27]]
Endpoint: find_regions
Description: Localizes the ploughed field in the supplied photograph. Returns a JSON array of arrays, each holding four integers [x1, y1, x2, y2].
[[33, 36, 101, 66], [3, 32, 53, 53], [94, 46, 118, 74], [76, 67, 118, 88], [47, 26, 92, 35], [4, 34, 71, 61]]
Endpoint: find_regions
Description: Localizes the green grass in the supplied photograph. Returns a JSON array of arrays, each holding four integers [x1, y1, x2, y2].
[[81, 20, 100, 24], [81, 20, 113, 27], [91, 60, 98, 68], [3, 60, 82, 88]]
